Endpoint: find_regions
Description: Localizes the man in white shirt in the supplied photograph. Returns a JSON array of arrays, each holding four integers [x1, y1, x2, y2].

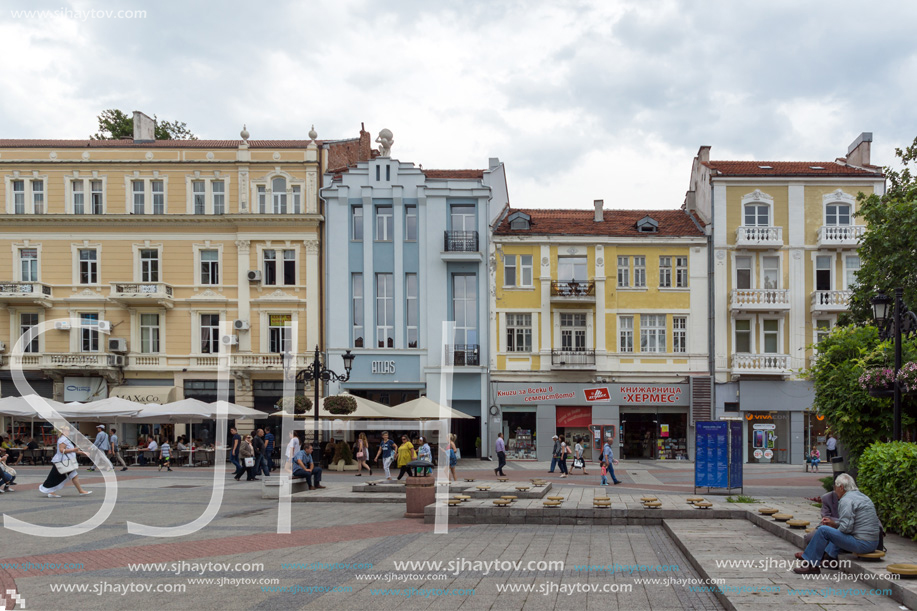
[[826, 434, 838, 462], [88, 424, 111, 472], [109, 427, 128, 471]]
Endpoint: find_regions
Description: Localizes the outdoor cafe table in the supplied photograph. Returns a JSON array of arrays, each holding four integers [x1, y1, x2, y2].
[[124, 448, 152, 466]]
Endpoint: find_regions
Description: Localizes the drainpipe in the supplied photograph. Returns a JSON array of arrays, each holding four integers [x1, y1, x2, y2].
[[707, 185, 716, 415]]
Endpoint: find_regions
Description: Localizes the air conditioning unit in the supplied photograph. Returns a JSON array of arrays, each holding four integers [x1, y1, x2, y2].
[[54, 321, 71, 331], [109, 355, 127, 367], [247, 270, 262, 282], [108, 338, 128, 353], [233, 319, 250, 331], [98, 321, 112, 332], [0, 341, 6, 353], [220, 334, 239, 346]]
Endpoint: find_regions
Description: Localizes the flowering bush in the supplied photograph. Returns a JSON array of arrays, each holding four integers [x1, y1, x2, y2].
[[324, 395, 357, 416], [274, 395, 313, 414], [858, 367, 896, 391], [898, 361, 917, 393]]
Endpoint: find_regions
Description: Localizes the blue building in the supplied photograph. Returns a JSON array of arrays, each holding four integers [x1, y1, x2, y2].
[[321, 135, 507, 455]]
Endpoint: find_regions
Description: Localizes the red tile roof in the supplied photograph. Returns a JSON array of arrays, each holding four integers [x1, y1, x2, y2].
[[422, 169, 485, 179], [0, 138, 330, 149], [702, 160, 881, 177], [494, 208, 705, 237]]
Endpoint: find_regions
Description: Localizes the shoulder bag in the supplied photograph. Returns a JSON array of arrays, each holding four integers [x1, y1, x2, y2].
[[54, 440, 79, 474]]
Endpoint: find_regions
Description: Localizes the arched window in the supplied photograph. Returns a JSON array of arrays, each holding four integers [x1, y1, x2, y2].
[[272, 177, 287, 214], [825, 203, 851, 226]]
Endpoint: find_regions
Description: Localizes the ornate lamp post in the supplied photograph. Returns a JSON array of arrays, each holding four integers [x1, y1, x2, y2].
[[294, 346, 354, 461], [870, 288, 917, 441]]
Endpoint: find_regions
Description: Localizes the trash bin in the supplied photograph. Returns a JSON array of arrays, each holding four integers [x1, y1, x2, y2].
[[404, 459, 435, 519], [831, 456, 845, 481]]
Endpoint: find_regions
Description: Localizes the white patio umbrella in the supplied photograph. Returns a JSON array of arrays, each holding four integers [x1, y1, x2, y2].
[[268, 392, 392, 420], [0, 394, 68, 442], [209, 400, 265, 420], [388, 396, 475, 420], [133, 398, 215, 466], [61, 396, 145, 421]]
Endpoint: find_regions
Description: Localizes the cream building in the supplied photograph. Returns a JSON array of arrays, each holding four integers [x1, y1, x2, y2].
[[0, 113, 371, 442]]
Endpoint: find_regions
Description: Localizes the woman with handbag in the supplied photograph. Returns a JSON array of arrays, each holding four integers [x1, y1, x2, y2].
[[39, 425, 92, 498], [354, 434, 372, 476], [238, 435, 256, 481], [571, 436, 588, 476], [557, 435, 569, 478]]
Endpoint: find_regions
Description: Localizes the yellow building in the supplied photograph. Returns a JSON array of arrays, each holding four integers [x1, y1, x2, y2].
[[489, 201, 708, 462], [0, 113, 370, 442], [686, 133, 885, 464]]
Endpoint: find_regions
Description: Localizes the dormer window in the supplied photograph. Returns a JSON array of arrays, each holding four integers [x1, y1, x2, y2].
[[507, 211, 531, 231], [636, 216, 658, 233]]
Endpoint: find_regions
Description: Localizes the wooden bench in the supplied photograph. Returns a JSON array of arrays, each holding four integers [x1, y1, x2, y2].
[[261, 475, 312, 499]]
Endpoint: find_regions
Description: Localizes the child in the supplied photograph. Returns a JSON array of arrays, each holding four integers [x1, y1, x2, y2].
[[809, 447, 820, 473], [600, 459, 609, 486], [159, 439, 173, 472]]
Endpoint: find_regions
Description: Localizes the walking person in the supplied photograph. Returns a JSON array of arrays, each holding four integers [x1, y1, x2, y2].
[[826, 433, 838, 462], [557, 435, 569, 478], [109, 427, 128, 471], [549, 435, 561, 473], [159, 438, 173, 471], [229, 427, 242, 477], [254, 429, 270, 478], [239, 435, 256, 481], [87, 424, 111, 472], [571, 435, 588, 475], [264, 426, 275, 470], [602, 436, 622, 485], [448, 434, 459, 481], [600, 459, 609, 486], [417, 436, 432, 475], [39, 425, 93, 498], [354, 434, 372, 477], [494, 432, 507, 477], [396, 434, 416, 480], [374, 431, 396, 480]]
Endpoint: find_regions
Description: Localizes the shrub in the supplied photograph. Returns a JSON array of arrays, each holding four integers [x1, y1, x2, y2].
[[858, 441, 917, 541], [274, 395, 312, 414], [324, 395, 357, 416], [820, 476, 835, 492], [726, 495, 760, 503], [333, 440, 354, 465]]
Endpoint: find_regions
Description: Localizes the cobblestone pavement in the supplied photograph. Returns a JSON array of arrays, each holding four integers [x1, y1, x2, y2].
[[0, 464, 909, 611]]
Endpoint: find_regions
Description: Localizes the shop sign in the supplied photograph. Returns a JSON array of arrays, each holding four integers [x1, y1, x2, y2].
[[495, 382, 689, 406], [64, 376, 108, 402], [620, 386, 683, 404], [584, 387, 610, 402], [496, 385, 576, 403], [556, 406, 592, 427], [371, 360, 396, 374], [752, 423, 776, 430]]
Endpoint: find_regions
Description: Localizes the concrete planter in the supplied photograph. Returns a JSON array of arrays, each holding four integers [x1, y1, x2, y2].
[[327, 459, 358, 472]]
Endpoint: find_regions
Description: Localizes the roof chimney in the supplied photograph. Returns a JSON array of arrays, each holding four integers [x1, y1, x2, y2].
[[132, 111, 156, 142], [685, 190, 696, 212], [846, 132, 873, 167], [697, 145, 711, 163], [594, 199, 604, 222], [488, 157, 501, 170]]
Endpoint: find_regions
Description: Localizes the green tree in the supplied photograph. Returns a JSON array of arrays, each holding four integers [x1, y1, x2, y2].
[[847, 136, 917, 324], [91, 109, 196, 140]]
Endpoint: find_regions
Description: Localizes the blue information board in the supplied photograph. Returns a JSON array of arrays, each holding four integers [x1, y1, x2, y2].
[[695, 421, 743, 492]]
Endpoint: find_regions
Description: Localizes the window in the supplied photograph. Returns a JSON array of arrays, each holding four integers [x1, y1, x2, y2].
[[452, 274, 477, 346], [558, 256, 587, 282], [450, 204, 476, 232], [506, 313, 532, 352], [375, 206, 393, 241], [504, 255, 534, 287], [79, 249, 98, 284], [352, 273, 363, 348], [826, 203, 851, 226], [140, 249, 159, 282], [633, 256, 646, 288], [132, 180, 145, 214], [763, 319, 779, 353], [263, 250, 277, 285], [291, 185, 301, 214], [815, 319, 831, 345], [405, 206, 417, 240], [675, 257, 688, 288], [200, 314, 220, 354], [140, 313, 160, 353], [815, 256, 831, 291], [283, 250, 295, 285], [212, 180, 225, 215], [19, 248, 38, 282], [520, 255, 532, 286], [12, 180, 25, 214], [504, 255, 516, 286], [844, 255, 860, 289], [744, 203, 769, 226], [406, 273, 418, 348], [560, 313, 586, 351], [375, 165, 381, 181], [192, 180, 205, 214], [376, 273, 394, 348], [258, 186, 267, 214], [640, 314, 666, 353], [352, 206, 363, 241], [19, 313, 39, 353], [72, 181, 85, 214], [200, 250, 219, 285], [80, 313, 99, 352], [762, 256, 780, 289], [263, 249, 295, 286], [734, 319, 751, 353], [268, 314, 292, 353], [735, 256, 752, 289], [659, 257, 672, 288], [673, 316, 686, 353], [617, 256, 629, 287], [619, 316, 633, 352], [31, 180, 44, 214], [91, 180, 104, 214], [272, 177, 287, 214]]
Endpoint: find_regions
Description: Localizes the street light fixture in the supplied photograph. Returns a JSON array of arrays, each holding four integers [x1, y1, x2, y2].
[[294, 346, 354, 462], [870, 288, 917, 441]]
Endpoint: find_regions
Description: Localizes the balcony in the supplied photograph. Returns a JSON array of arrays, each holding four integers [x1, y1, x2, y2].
[[730, 289, 790, 312], [441, 231, 482, 262], [550, 281, 596, 302], [231, 353, 310, 371], [735, 225, 783, 248], [731, 353, 790, 376], [817, 225, 865, 249], [445, 344, 480, 366], [109, 282, 174, 308], [0, 281, 53, 308], [551, 349, 596, 369], [811, 290, 852, 315], [6, 353, 118, 370]]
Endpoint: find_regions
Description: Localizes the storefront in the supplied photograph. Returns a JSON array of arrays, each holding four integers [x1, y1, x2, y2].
[[744, 412, 791, 463], [620, 408, 689, 460]]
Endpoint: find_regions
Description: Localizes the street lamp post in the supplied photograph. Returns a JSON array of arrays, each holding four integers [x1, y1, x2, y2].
[[870, 288, 917, 441], [294, 346, 354, 462]]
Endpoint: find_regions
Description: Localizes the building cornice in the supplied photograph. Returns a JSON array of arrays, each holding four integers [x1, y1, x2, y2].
[[0, 214, 323, 228]]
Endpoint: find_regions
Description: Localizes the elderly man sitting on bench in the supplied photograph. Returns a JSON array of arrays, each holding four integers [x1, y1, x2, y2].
[[794, 473, 881, 574], [291, 443, 325, 490]]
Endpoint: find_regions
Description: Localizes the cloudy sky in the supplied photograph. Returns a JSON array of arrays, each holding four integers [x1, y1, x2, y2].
[[2, 0, 915, 210]]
